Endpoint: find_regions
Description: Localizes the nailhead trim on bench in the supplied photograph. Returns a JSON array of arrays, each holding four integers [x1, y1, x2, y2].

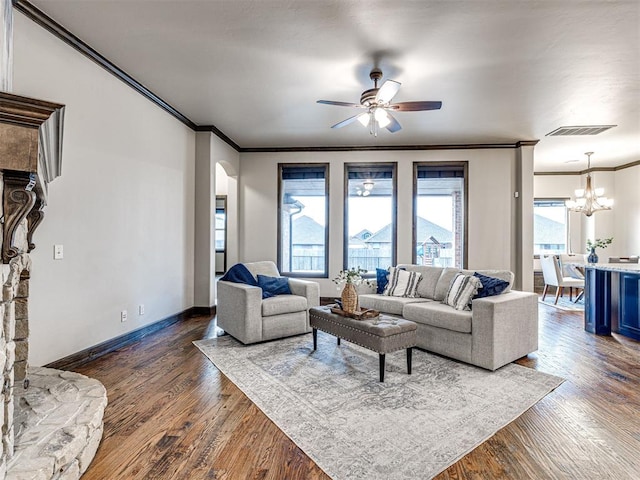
[[309, 311, 417, 354]]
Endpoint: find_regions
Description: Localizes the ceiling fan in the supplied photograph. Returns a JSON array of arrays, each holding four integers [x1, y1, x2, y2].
[[317, 68, 442, 136]]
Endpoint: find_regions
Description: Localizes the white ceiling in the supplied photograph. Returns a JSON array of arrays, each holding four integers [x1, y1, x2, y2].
[[27, 0, 640, 171]]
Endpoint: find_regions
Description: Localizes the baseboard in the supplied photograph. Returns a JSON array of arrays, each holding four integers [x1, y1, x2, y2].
[[45, 306, 214, 371], [192, 306, 217, 316]]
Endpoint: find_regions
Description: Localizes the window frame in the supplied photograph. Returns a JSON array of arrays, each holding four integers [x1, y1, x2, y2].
[[277, 162, 330, 278], [215, 195, 227, 253], [533, 197, 570, 259], [412, 162, 469, 269], [343, 162, 398, 274]]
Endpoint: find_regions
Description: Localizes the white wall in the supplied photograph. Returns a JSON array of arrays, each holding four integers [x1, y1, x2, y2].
[[613, 164, 640, 256], [239, 149, 525, 296], [13, 14, 196, 365]]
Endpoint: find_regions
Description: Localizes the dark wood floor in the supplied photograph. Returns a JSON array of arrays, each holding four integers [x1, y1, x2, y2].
[[74, 301, 640, 479]]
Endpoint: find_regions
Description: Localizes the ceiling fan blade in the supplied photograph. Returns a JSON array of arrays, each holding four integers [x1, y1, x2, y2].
[[331, 114, 362, 129], [375, 80, 401, 104], [385, 112, 402, 133], [317, 100, 364, 108], [391, 101, 442, 111]]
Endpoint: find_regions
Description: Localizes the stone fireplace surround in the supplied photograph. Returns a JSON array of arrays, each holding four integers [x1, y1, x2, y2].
[[0, 93, 107, 479]]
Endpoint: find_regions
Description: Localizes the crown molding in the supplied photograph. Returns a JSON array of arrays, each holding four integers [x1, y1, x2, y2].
[[195, 125, 241, 151], [535, 159, 640, 176], [240, 142, 539, 153]]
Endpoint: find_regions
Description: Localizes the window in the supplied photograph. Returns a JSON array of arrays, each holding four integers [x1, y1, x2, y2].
[[215, 196, 226, 251], [534, 199, 568, 256], [413, 163, 467, 268], [278, 164, 329, 277], [344, 163, 397, 272]]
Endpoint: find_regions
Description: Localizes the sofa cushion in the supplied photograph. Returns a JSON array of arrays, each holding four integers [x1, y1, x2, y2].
[[397, 265, 443, 299], [473, 272, 509, 298], [261, 294, 307, 317], [376, 267, 389, 294], [443, 273, 482, 311], [402, 302, 473, 333], [434, 267, 462, 300], [383, 267, 422, 298], [475, 270, 514, 293], [359, 294, 429, 316]]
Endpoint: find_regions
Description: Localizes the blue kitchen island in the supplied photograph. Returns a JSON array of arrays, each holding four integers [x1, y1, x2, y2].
[[584, 263, 640, 341]]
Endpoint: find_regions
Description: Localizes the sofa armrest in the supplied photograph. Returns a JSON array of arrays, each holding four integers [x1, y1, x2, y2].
[[470, 291, 539, 370], [217, 280, 263, 344], [288, 278, 320, 308]]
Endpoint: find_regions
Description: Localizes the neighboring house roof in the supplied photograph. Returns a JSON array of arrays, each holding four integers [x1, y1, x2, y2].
[[365, 217, 453, 245], [534, 214, 565, 244], [291, 215, 325, 245], [352, 229, 373, 241]]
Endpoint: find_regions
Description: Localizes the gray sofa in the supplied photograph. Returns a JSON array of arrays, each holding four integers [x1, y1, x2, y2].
[[359, 265, 538, 370], [217, 261, 320, 344]]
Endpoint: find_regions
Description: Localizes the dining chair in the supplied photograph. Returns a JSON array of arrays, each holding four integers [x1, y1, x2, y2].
[[540, 255, 585, 305]]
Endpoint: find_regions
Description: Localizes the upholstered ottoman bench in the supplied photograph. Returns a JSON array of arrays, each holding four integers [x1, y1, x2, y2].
[[309, 306, 418, 382]]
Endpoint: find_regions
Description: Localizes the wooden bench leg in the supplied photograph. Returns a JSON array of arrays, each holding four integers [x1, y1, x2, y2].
[[312, 328, 317, 351], [407, 347, 413, 375], [379, 354, 385, 382]]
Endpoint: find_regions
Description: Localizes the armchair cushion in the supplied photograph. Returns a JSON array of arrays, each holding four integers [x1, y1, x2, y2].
[[262, 295, 308, 317], [257, 274, 291, 298]]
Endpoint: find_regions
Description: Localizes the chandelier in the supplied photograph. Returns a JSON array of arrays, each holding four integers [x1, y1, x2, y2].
[[355, 180, 375, 197], [565, 152, 613, 216]]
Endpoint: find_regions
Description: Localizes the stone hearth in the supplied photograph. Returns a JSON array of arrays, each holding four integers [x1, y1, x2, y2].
[[7, 368, 107, 480], [0, 92, 107, 479]]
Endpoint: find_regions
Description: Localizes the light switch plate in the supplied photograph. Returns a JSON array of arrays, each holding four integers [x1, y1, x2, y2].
[[54, 244, 64, 260]]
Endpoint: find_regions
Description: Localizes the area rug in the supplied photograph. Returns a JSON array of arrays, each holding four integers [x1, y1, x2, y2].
[[194, 333, 563, 479], [539, 295, 584, 312]]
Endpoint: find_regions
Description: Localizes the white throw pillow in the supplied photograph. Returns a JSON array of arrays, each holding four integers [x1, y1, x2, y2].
[[383, 267, 422, 298], [443, 273, 483, 311]]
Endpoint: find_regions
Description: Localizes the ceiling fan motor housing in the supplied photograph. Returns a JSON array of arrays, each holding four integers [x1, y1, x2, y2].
[[361, 68, 385, 106], [360, 88, 379, 107]]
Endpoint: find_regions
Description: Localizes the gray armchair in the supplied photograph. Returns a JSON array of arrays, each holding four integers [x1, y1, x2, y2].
[[217, 261, 320, 344]]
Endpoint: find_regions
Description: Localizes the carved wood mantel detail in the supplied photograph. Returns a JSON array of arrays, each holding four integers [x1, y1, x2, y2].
[[2, 172, 36, 262], [0, 92, 65, 263]]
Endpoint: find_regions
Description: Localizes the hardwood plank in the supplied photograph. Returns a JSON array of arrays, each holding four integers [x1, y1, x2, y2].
[[71, 300, 640, 479]]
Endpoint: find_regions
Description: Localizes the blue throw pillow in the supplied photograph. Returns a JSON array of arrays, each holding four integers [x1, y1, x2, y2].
[[376, 268, 389, 294], [473, 272, 509, 298], [257, 275, 291, 299]]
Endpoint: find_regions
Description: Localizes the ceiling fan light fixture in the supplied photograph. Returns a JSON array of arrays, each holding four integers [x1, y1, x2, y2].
[[374, 108, 391, 128], [317, 67, 442, 135], [357, 113, 370, 127]]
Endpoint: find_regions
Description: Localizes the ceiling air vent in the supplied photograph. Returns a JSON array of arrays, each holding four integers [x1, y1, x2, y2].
[[545, 125, 617, 136]]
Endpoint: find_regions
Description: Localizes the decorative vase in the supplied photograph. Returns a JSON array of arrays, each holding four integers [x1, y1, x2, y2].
[[341, 282, 359, 313], [587, 247, 599, 264]]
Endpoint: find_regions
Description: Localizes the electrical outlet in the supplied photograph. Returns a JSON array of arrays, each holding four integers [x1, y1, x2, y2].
[[138, 304, 145, 315], [54, 244, 64, 260], [121, 310, 128, 322]]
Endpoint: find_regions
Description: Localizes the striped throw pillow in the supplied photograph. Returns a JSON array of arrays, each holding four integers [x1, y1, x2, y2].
[[383, 267, 422, 298], [443, 273, 483, 311]]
